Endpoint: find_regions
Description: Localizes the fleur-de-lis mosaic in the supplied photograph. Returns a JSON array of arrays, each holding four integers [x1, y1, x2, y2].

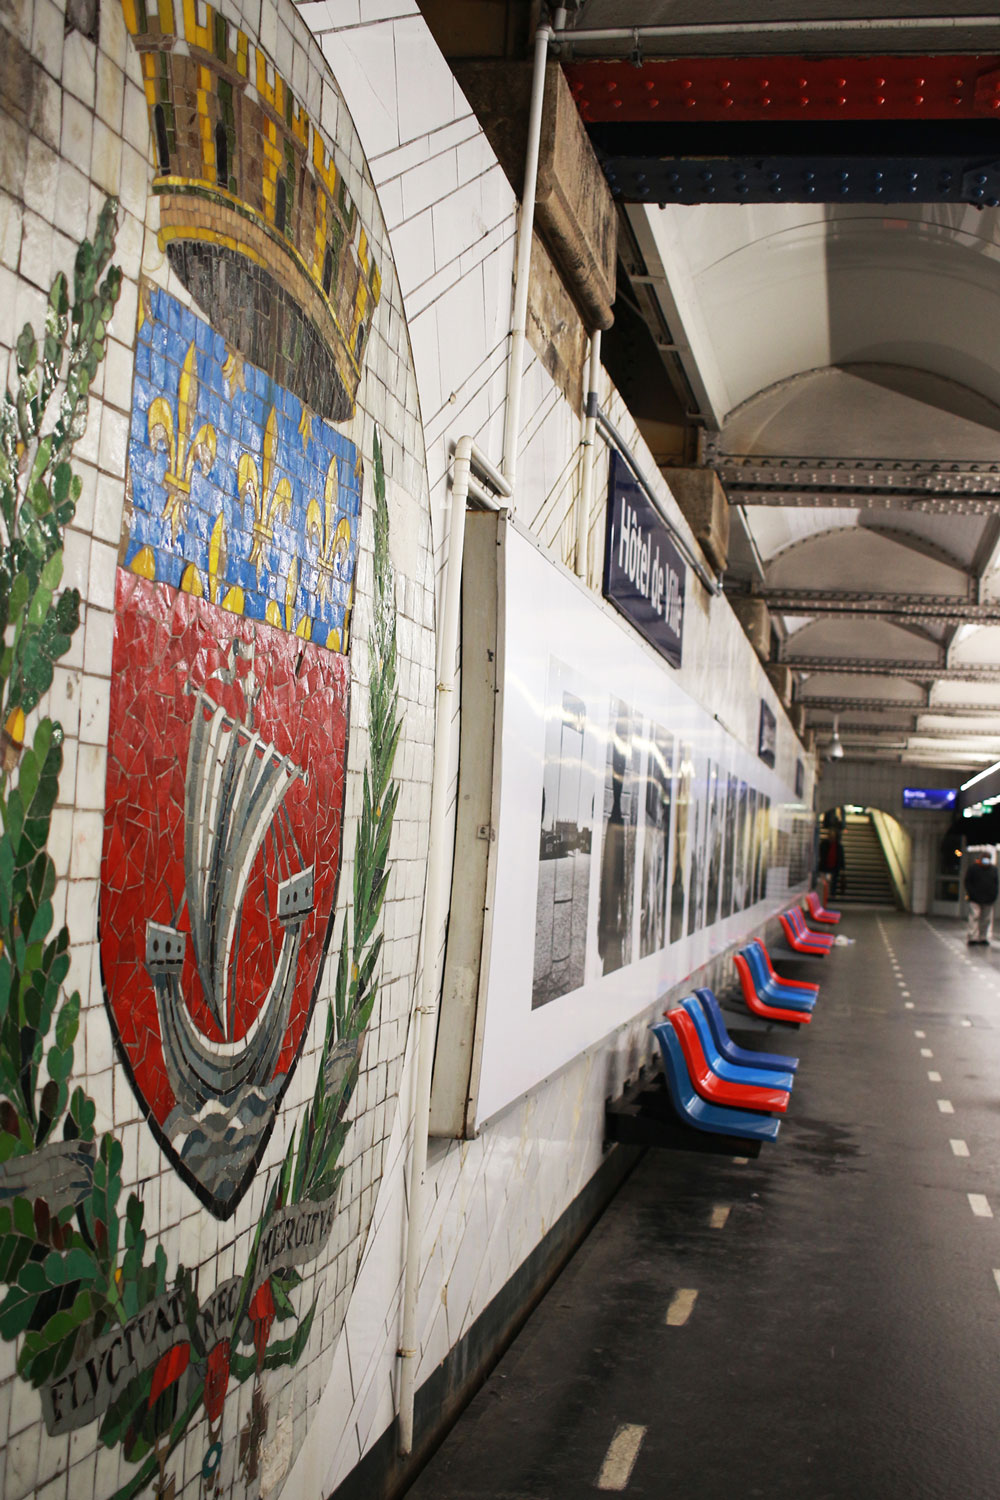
[[306, 457, 353, 608], [265, 557, 310, 638], [147, 343, 217, 540], [238, 408, 292, 583], [180, 514, 244, 614]]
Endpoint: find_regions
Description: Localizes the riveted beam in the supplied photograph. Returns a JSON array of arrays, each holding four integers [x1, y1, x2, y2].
[[787, 656, 1000, 681], [565, 58, 1000, 125], [760, 590, 1000, 622], [705, 454, 1000, 511], [799, 696, 1000, 716]]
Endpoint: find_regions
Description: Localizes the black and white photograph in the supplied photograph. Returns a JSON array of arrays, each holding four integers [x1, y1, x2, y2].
[[745, 786, 759, 908], [721, 771, 737, 917], [705, 759, 722, 927], [734, 779, 749, 911], [533, 659, 596, 1008], [758, 793, 772, 897], [670, 744, 694, 944], [687, 752, 710, 937], [639, 725, 674, 958], [597, 699, 640, 975]]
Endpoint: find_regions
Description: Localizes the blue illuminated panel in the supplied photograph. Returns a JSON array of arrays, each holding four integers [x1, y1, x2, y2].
[[903, 787, 957, 810]]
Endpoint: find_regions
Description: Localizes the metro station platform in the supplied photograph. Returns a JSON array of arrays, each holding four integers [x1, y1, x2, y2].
[[406, 912, 1000, 1500]]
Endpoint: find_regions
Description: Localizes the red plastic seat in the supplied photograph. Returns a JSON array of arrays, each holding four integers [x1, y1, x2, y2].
[[733, 952, 813, 1025], [755, 940, 820, 996], [805, 890, 840, 926], [666, 1008, 791, 1113], [780, 909, 833, 955]]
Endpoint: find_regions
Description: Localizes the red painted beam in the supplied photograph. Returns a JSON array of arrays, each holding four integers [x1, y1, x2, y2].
[[564, 55, 1000, 123]]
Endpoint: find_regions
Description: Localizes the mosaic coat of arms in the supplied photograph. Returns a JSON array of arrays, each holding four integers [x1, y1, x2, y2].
[[102, 285, 360, 1216], [0, 0, 421, 1491], [101, 1, 382, 1221]]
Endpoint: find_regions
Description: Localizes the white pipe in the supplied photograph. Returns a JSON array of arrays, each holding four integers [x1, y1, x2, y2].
[[501, 16, 556, 490], [397, 438, 510, 1458], [575, 329, 601, 580], [553, 16, 1000, 44]]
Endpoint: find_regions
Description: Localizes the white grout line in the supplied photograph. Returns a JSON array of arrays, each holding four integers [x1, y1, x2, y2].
[[665, 1289, 699, 1327], [951, 1139, 970, 1157], [920, 1048, 933, 1058], [928, 1071, 942, 1082], [969, 1193, 994, 1219], [709, 1204, 731, 1230], [937, 1100, 955, 1113], [597, 1424, 647, 1491]]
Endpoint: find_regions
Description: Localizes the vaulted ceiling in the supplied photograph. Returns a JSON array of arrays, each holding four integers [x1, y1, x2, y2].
[[557, 1, 1000, 771]]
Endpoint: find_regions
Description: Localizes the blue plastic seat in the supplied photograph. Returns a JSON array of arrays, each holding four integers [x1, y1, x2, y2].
[[680, 997, 795, 1091], [692, 988, 799, 1073], [649, 1021, 782, 1143], [742, 943, 815, 1011]]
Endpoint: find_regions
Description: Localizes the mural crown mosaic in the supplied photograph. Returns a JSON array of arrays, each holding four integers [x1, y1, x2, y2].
[[122, 0, 381, 421]]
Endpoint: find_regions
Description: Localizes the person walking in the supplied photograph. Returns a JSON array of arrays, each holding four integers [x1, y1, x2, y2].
[[821, 831, 846, 900], [964, 851, 999, 945]]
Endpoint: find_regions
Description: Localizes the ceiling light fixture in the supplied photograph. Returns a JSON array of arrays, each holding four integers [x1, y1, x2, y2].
[[829, 715, 844, 760]]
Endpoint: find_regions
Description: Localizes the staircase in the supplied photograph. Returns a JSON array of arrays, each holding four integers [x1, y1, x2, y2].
[[837, 812, 897, 907]]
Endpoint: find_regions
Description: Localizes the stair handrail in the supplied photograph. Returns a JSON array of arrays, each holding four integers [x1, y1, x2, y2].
[[869, 808, 910, 910]]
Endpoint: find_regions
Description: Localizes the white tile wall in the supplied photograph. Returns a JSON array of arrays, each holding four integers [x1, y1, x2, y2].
[[0, 0, 821, 1494]]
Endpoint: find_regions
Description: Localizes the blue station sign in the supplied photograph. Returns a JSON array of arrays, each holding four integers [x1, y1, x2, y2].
[[902, 787, 957, 810], [603, 452, 685, 669]]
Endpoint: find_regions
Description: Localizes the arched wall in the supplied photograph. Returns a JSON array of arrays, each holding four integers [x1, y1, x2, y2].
[[818, 763, 959, 913]]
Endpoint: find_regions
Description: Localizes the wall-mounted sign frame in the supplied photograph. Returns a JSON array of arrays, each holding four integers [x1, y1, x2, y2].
[[603, 451, 685, 669], [758, 700, 777, 767]]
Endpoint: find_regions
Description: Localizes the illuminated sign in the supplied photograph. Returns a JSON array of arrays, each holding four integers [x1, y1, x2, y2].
[[902, 787, 957, 810]]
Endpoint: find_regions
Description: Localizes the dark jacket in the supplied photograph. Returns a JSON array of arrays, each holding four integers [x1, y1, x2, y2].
[[965, 859, 999, 906]]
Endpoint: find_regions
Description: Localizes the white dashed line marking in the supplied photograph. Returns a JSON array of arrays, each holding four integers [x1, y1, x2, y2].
[[905, 1002, 915, 1009], [961, 1019, 972, 1027], [969, 1194, 993, 1219], [928, 1071, 942, 1082], [732, 1157, 749, 1165], [937, 1100, 955, 1113], [901, 990, 911, 997], [597, 1424, 647, 1491], [951, 1140, 970, 1157], [709, 1205, 731, 1230], [915, 1030, 926, 1038], [920, 1048, 933, 1058], [665, 1289, 699, 1326]]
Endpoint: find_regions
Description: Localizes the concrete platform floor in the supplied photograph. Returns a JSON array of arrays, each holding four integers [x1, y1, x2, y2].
[[406, 913, 1000, 1500]]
